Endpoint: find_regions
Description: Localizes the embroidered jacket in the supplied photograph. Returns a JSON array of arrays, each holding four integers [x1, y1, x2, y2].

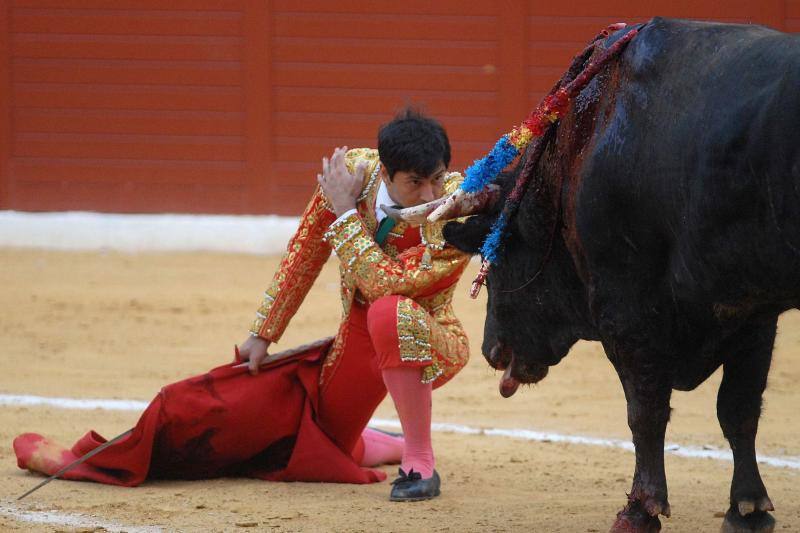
[[250, 148, 470, 385]]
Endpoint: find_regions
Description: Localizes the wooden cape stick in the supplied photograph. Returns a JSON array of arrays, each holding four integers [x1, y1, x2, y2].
[[17, 429, 133, 500], [17, 336, 335, 500], [232, 335, 334, 369]]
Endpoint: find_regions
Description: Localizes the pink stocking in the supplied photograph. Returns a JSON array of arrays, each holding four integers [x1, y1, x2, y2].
[[355, 428, 404, 467], [381, 366, 434, 478]]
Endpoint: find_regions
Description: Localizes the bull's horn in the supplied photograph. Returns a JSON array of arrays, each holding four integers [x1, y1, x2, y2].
[[380, 196, 447, 226], [383, 185, 501, 226], [427, 185, 500, 223]]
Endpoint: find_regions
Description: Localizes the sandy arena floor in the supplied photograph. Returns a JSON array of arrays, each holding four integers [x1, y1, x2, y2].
[[0, 249, 798, 532]]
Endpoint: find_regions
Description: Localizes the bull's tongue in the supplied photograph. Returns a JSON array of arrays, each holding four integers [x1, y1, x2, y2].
[[499, 363, 520, 398]]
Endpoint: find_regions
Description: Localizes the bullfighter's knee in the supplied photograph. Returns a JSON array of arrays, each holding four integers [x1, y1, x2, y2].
[[366, 295, 437, 371], [367, 295, 415, 368], [366, 295, 403, 339]]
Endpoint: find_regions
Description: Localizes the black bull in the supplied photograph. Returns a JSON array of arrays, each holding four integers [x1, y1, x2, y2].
[[444, 17, 800, 533]]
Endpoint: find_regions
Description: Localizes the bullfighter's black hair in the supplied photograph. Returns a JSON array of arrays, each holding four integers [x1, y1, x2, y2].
[[377, 107, 451, 180]]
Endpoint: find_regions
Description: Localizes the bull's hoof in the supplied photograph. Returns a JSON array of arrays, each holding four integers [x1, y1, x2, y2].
[[720, 507, 775, 533], [610, 500, 662, 533]]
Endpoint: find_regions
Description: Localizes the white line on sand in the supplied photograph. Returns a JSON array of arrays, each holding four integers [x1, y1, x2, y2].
[[0, 502, 162, 532], [0, 393, 149, 411], [369, 418, 800, 470], [3, 393, 800, 470]]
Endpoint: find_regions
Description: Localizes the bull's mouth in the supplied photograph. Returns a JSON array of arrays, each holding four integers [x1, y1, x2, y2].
[[487, 342, 549, 398]]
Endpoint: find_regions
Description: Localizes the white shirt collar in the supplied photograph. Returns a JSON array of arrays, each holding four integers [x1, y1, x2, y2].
[[375, 180, 396, 224]]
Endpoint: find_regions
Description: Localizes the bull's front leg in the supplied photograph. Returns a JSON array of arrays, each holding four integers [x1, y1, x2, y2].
[[717, 319, 776, 533], [610, 358, 673, 533]]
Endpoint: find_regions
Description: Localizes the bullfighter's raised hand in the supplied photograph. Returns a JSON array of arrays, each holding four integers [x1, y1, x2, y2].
[[317, 146, 368, 217]]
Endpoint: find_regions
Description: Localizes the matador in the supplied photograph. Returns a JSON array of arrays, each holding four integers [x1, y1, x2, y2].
[[14, 109, 470, 502]]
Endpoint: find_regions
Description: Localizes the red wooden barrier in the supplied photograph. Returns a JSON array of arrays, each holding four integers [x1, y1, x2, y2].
[[0, 0, 794, 215]]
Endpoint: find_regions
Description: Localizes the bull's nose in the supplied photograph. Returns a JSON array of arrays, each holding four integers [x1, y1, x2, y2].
[[487, 342, 512, 369]]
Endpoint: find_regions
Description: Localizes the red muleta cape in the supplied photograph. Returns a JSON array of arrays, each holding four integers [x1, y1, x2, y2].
[[13, 341, 385, 486]]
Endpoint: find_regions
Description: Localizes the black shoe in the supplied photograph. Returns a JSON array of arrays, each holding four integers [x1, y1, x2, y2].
[[389, 468, 441, 502]]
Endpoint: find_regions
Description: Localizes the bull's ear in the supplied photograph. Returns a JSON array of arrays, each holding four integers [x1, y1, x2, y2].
[[443, 215, 493, 255]]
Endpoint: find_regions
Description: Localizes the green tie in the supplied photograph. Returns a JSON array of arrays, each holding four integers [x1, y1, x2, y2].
[[375, 216, 396, 247], [375, 206, 401, 246]]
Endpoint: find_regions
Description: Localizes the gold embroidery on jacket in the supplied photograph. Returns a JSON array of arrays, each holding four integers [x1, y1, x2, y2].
[[249, 190, 334, 341], [422, 363, 444, 384], [254, 150, 470, 386], [396, 298, 433, 363]]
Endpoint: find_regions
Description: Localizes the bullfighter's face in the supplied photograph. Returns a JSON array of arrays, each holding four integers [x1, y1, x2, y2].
[[379, 162, 447, 208]]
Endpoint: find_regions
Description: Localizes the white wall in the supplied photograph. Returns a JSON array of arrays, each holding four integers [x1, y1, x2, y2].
[[0, 211, 301, 255]]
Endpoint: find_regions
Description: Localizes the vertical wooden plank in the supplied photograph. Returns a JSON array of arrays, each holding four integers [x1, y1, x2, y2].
[[754, 0, 786, 30], [496, 0, 528, 135], [243, 0, 272, 214], [0, 2, 11, 209]]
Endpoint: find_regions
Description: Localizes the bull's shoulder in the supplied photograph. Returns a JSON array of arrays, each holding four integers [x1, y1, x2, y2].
[[627, 17, 788, 74]]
